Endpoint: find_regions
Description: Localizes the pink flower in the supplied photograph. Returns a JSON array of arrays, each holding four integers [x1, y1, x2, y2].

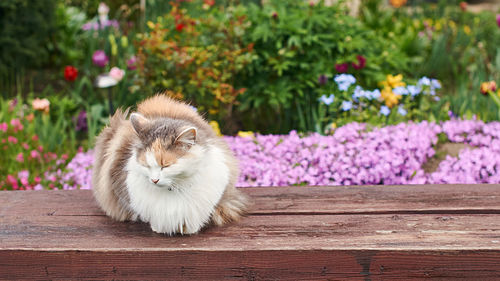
[[92, 50, 109, 67], [0, 122, 7, 132], [8, 136, 18, 144], [16, 153, 24, 162], [109, 67, 125, 82], [20, 177, 29, 186], [34, 177, 41, 184], [18, 170, 29, 179], [61, 154, 69, 160], [34, 184, 43, 190], [6, 175, 18, 189], [10, 118, 22, 129], [32, 135, 39, 142], [38, 145, 44, 152], [30, 150, 40, 159], [32, 98, 50, 113], [22, 142, 29, 150], [127, 55, 137, 70]]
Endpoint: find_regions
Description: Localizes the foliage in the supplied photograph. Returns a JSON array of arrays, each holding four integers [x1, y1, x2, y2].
[[134, 1, 255, 131], [360, 0, 500, 121], [237, 0, 410, 133], [0, 0, 58, 93]]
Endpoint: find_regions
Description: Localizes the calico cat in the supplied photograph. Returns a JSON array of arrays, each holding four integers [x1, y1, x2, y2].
[[92, 95, 248, 235]]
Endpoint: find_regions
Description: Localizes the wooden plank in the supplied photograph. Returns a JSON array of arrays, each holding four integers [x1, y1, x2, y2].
[[1, 184, 500, 217], [2, 250, 500, 280], [1, 185, 500, 279], [2, 214, 500, 250]]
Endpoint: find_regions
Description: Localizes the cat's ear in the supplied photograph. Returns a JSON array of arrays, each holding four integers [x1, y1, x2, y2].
[[175, 127, 197, 148], [130, 113, 150, 134]]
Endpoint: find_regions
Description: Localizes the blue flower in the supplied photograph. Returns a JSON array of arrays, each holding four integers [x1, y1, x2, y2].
[[434, 96, 440, 101], [334, 74, 356, 91], [418, 76, 431, 86], [319, 94, 335, 105], [380, 105, 390, 116], [431, 79, 441, 89], [368, 89, 381, 100], [407, 85, 421, 97], [393, 86, 409, 96], [397, 106, 407, 116], [352, 85, 364, 101], [341, 100, 353, 111]]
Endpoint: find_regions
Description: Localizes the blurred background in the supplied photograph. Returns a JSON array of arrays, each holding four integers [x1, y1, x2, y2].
[[1, 0, 500, 189]]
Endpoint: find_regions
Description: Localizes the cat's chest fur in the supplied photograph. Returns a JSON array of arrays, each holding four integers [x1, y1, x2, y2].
[[125, 144, 229, 235]]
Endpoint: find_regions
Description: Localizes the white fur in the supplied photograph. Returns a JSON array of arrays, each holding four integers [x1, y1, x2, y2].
[[125, 143, 229, 235]]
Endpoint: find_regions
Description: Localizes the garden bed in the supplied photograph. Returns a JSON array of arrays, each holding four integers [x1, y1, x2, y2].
[[55, 118, 500, 190]]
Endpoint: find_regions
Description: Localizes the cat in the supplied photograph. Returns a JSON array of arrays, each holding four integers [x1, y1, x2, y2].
[[92, 95, 249, 235]]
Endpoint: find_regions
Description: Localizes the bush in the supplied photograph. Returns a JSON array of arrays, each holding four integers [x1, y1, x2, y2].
[[236, 0, 410, 133], [134, 1, 255, 132], [0, 0, 57, 90]]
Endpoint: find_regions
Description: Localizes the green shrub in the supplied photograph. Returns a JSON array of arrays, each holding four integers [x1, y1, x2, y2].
[[134, 1, 256, 132], [0, 0, 57, 92], [236, 0, 410, 133]]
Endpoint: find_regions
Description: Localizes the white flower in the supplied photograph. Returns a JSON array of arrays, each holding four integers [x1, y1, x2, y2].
[[98, 2, 109, 16], [95, 74, 117, 88]]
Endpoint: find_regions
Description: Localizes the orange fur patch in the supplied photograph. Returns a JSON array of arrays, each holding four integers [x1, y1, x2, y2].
[[151, 139, 179, 167]]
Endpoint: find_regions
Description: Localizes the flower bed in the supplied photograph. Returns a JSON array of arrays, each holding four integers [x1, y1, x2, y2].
[[58, 119, 500, 189]]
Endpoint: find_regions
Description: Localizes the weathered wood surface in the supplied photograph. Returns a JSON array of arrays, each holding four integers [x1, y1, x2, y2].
[[1, 184, 500, 280]]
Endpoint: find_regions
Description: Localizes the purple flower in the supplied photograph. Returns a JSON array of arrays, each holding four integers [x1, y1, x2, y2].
[[58, 119, 500, 189], [92, 50, 109, 67], [75, 110, 88, 132], [82, 19, 119, 31], [127, 55, 137, 70], [318, 74, 328, 86]]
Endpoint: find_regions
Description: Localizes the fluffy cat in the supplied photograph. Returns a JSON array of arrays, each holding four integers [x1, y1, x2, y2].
[[92, 95, 248, 235]]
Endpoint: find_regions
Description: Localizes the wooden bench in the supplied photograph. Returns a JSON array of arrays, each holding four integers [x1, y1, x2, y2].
[[1, 184, 500, 280]]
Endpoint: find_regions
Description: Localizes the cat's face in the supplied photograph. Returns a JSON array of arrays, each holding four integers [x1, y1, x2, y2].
[[129, 113, 203, 189]]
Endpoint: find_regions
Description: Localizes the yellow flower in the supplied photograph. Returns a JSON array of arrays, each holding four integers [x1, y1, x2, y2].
[[381, 87, 402, 108], [237, 131, 254, 138], [380, 74, 406, 89], [448, 20, 456, 30], [209, 121, 222, 136], [389, 0, 407, 8], [463, 25, 471, 35]]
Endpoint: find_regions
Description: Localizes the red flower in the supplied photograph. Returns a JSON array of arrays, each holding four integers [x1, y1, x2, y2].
[[335, 63, 349, 73], [459, 2, 467, 12], [64, 66, 78, 81], [176, 23, 185, 32], [352, 55, 366, 70], [204, 0, 215, 6]]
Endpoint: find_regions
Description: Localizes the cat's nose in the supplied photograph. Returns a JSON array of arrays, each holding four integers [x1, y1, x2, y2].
[[151, 178, 159, 184]]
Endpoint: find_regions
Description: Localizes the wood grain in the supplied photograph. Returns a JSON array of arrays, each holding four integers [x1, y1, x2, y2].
[[1, 185, 500, 280]]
